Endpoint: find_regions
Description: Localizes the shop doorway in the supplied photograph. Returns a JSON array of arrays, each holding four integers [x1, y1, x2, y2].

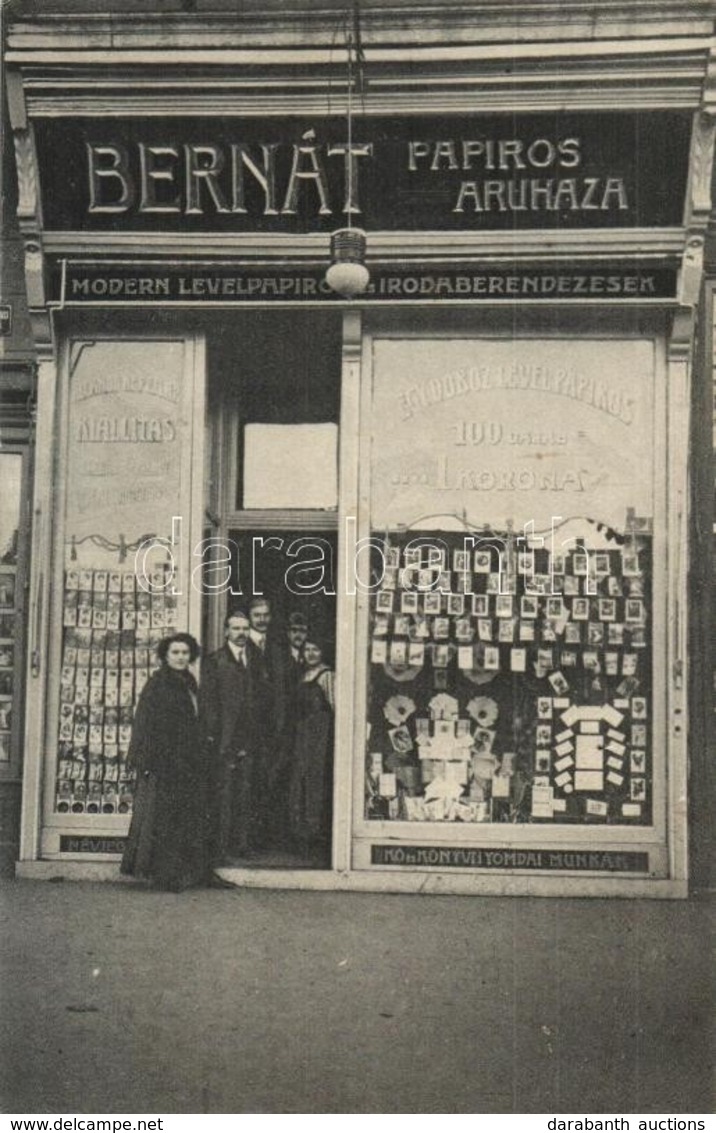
[[203, 310, 342, 870], [213, 528, 337, 870]]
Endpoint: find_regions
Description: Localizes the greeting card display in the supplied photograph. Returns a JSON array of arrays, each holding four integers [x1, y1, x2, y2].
[[365, 528, 653, 825], [0, 568, 17, 764], [55, 567, 177, 815]]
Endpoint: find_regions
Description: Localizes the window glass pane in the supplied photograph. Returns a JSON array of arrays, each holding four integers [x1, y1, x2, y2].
[[206, 311, 341, 510], [56, 339, 190, 818], [0, 454, 22, 566], [364, 336, 655, 828], [243, 424, 338, 509]]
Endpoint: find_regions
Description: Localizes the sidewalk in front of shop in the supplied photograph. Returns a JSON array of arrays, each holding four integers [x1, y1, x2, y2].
[[1, 879, 714, 1115]]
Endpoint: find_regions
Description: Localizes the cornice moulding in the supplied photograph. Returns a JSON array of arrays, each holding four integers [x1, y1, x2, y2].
[[5, 2, 716, 50], [21, 85, 707, 115], [9, 38, 713, 113], [42, 227, 685, 260], [6, 35, 714, 68]]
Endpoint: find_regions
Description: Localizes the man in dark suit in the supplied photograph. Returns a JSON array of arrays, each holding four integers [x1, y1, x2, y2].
[[267, 610, 309, 846], [244, 597, 294, 841], [201, 609, 260, 863], [246, 596, 280, 739]]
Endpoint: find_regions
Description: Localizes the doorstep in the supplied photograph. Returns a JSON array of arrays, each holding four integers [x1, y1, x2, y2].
[[14, 858, 688, 897]]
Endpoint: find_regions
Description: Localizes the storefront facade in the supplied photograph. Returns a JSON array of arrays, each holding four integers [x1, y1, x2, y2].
[[4, 0, 715, 895]]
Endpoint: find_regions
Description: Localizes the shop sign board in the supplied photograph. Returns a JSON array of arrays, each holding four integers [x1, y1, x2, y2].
[[51, 263, 678, 304], [60, 836, 127, 854], [34, 111, 689, 233], [370, 846, 650, 871]]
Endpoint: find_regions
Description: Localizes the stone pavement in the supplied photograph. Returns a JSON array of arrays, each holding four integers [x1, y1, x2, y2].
[[1, 879, 714, 1114]]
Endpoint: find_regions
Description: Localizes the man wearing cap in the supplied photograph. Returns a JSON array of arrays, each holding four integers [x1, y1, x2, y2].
[[287, 610, 309, 668], [283, 611, 309, 738]]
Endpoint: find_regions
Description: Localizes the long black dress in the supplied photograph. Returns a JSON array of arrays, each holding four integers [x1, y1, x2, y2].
[[288, 666, 334, 847], [121, 665, 209, 891]]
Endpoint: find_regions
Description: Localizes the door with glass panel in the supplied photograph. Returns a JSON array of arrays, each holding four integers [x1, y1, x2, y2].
[[206, 311, 342, 869]]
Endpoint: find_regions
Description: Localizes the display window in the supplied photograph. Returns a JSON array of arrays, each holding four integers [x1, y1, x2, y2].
[[41, 334, 205, 852], [350, 317, 675, 878]]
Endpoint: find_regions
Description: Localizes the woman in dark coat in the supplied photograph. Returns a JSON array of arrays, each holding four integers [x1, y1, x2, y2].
[[121, 632, 210, 891]]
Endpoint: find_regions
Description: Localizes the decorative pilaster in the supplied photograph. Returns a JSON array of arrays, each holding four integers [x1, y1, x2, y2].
[[678, 110, 716, 311], [662, 73, 716, 883], [332, 309, 363, 873], [6, 69, 53, 354], [19, 351, 57, 861]]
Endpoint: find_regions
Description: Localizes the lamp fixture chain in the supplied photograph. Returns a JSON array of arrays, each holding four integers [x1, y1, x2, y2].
[[324, 1, 370, 297], [346, 0, 366, 218]]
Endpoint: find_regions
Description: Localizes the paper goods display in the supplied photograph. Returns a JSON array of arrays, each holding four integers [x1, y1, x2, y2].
[[55, 566, 177, 814], [365, 530, 652, 826], [0, 577, 15, 765]]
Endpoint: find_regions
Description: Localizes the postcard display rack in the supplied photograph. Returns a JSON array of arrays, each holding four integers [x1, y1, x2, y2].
[[0, 570, 17, 765], [55, 566, 177, 816], [365, 529, 652, 828]]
